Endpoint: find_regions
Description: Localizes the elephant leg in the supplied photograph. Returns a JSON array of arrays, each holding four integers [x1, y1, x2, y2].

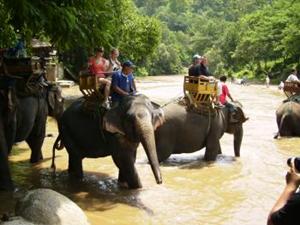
[[26, 117, 47, 163], [0, 149, 14, 190], [26, 134, 44, 163], [155, 133, 173, 163], [111, 148, 142, 189], [204, 135, 221, 161], [68, 153, 83, 179], [0, 119, 14, 190], [5, 111, 16, 155], [59, 126, 84, 179]]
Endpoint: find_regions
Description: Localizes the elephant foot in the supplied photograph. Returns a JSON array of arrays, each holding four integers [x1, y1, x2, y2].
[[204, 154, 217, 161], [118, 171, 142, 189], [68, 169, 83, 180], [0, 181, 15, 192], [30, 158, 42, 163], [118, 181, 129, 189], [274, 133, 280, 139], [30, 154, 43, 163]]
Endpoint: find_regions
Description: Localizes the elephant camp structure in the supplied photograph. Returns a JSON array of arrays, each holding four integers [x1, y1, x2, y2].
[[0, 38, 61, 85], [0, 42, 62, 119]]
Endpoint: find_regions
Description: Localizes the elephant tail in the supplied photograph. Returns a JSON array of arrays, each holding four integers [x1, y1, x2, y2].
[[51, 134, 64, 171]]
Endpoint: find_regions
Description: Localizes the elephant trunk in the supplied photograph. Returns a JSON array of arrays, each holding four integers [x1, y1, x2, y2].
[[233, 126, 243, 157], [136, 118, 162, 185]]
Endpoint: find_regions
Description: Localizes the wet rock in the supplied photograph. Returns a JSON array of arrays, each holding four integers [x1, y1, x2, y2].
[[1, 188, 89, 225]]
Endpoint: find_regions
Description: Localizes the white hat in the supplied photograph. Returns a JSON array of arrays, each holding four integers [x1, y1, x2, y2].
[[192, 54, 201, 59]]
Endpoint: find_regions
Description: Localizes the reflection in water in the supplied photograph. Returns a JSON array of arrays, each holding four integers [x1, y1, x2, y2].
[[1, 77, 300, 225]]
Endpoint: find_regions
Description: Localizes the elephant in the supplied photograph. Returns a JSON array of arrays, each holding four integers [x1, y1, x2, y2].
[[154, 102, 247, 162], [53, 94, 164, 189], [0, 82, 64, 190], [1, 188, 89, 225], [274, 100, 300, 138]]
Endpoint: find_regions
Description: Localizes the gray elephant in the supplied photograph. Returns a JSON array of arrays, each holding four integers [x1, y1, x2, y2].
[[274, 100, 300, 138], [53, 94, 164, 189], [0, 82, 64, 190], [155, 102, 247, 162]]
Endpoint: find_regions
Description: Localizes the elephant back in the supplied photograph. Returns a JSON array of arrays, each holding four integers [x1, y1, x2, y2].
[[15, 78, 46, 98], [79, 97, 108, 118], [284, 94, 300, 104], [175, 96, 218, 117]]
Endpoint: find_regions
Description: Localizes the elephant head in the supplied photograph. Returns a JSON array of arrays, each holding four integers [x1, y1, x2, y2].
[[225, 104, 248, 157], [103, 94, 164, 185], [47, 84, 64, 120]]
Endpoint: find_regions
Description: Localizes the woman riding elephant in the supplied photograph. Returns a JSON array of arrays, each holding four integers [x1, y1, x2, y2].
[[154, 102, 248, 162], [52, 94, 164, 189], [0, 82, 64, 190]]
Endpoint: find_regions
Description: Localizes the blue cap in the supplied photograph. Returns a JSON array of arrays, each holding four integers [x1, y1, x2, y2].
[[122, 60, 136, 68]]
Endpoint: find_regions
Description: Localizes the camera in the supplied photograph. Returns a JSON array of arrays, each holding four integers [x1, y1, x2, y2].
[[287, 157, 300, 173]]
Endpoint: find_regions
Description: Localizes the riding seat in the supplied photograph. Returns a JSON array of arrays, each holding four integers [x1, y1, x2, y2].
[[183, 76, 218, 112]]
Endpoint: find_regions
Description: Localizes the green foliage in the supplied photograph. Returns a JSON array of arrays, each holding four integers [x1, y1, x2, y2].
[[118, 1, 162, 66], [235, 69, 254, 79], [1, 0, 300, 78], [135, 67, 148, 77], [1, 0, 115, 50], [150, 43, 183, 75], [0, 0, 17, 47]]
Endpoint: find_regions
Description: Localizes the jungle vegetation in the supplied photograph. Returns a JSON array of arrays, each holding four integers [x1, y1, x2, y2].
[[0, 0, 299, 81]]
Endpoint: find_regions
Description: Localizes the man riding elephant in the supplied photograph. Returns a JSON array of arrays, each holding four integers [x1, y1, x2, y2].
[[154, 100, 248, 162]]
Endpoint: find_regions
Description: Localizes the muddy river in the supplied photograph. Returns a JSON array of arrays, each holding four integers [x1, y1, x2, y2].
[[1, 75, 300, 225]]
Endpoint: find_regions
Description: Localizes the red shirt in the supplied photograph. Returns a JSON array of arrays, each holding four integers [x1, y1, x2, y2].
[[219, 83, 229, 105], [88, 57, 107, 78]]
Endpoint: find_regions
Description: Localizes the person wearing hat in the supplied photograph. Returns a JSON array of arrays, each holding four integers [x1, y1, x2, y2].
[[188, 54, 201, 76], [110, 60, 137, 106], [188, 55, 213, 82], [88, 47, 110, 107]]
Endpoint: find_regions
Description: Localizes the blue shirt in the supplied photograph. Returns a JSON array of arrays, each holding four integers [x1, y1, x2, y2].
[[111, 71, 135, 103]]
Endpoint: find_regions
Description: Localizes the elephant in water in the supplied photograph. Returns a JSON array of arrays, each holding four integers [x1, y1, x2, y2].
[[274, 100, 300, 138], [0, 83, 64, 190], [53, 94, 164, 189], [155, 102, 248, 162]]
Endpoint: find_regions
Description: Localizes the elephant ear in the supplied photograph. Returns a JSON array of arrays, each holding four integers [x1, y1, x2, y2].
[[103, 107, 125, 135], [152, 108, 165, 130], [47, 85, 63, 112], [47, 86, 56, 111], [231, 103, 249, 124], [150, 101, 165, 130]]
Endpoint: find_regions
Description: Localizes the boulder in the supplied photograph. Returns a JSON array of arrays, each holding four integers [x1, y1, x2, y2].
[[1, 188, 89, 225]]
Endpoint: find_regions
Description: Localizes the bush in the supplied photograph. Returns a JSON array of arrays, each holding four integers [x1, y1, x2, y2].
[[235, 69, 254, 79], [135, 67, 148, 77]]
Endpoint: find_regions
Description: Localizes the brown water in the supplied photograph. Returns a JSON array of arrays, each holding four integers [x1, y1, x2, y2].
[[1, 76, 300, 225]]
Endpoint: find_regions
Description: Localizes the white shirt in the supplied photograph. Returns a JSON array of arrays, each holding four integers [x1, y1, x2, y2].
[[286, 74, 299, 82]]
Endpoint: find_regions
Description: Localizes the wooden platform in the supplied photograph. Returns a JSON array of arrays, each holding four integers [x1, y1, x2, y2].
[[183, 76, 218, 109], [283, 81, 300, 98], [0, 57, 42, 77]]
